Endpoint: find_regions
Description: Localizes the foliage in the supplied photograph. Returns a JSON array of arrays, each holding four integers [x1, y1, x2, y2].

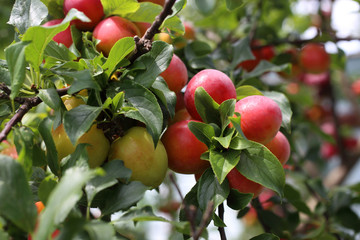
[[1, 0, 360, 239]]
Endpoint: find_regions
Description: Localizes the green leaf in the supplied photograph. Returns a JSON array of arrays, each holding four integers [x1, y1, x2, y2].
[[60, 70, 101, 94], [34, 167, 97, 240], [0, 155, 37, 233], [116, 205, 170, 223], [250, 233, 280, 240], [131, 41, 173, 88], [151, 77, 177, 119], [229, 136, 252, 150], [8, 0, 48, 34], [227, 189, 253, 210], [23, 9, 90, 71], [194, 87, 221, 125], [38, 88, 62, 110], [162, 16, 184, 35], [38, 175, 58, 205], [60, 143, 90, 171], [125, 2, 162, 22], [219, 99, 236, 131], [229, 114, 248, 140], [13, 127, 35, 178], [4, 41, 30, 100], [230, 37, 254, 70], [44, 40, 77, 62], [242, 61, 289, 78], [197, 169, 230, 212], [237, 141, 285, 197], [38, 118, 60, 176], [334, 207, 360, 232], [114, 206, 192, 235], [102, 37, 135, 78], [209, 149, 241, 184], [101, 0, 140, 17], [84, 220, 115, 239], [236, 85, 263, 100], [40, 0, 65, 19], [63, 105, 102, 145], [85, 160, 132, 204], [194, 0, 216, 15], [284, 184, 311, 215], [213, 128, 235, 149], [188, 121, 216, 147], [0, 60, 11, 85], [263, 91, 292, 133], [120, 79, 163, 146], [100, 181, 149, 216]]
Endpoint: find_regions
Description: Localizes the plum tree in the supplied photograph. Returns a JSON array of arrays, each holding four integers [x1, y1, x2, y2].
[[184, 69, 237, 120], [63, 0, 104, 31], [234, 95, 282, 144], [162, 120, 209, 174], [93, 16, 140, 56], [108, 127, 168, 188]]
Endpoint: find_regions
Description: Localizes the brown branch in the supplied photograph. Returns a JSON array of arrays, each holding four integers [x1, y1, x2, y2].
[[0, 87, 70, 143], [194, 201, 214, 240], [129, 0, 177, 62], [218, 203, 227, 240]]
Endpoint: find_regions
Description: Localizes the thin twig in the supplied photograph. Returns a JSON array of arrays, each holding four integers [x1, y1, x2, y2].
[[0, 87, 69, 143], [129, 0, 177, 62], [218, 203, 227, 240], [169, 172, 197, 237], [169, 172, 214, 240], [194, 201, 214, 240]]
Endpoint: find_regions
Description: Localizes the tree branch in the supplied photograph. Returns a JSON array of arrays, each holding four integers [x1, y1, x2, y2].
[[129, 0, 177, 62], [218, 203, 227, 240], [0, 87, 69, 143]]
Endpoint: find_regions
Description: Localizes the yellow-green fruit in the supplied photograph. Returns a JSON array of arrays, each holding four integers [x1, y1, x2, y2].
[[108, 127, 168, 188], [51, 124, 110, 168], [62, 95, 85, 111]]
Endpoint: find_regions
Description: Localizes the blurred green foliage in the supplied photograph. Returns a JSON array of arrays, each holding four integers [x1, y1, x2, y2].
[[0, 0, 15, 59]]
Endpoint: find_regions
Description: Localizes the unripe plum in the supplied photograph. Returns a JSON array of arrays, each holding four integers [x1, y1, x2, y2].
[[162, 120, 210, 174], [234, 95, 282, 144], [299, 43, 330, 73], [52, 124, 110, 168], [93, 16, 140, 56], [184, 69, 237, 120], [43, 19, 73, 48], [160, 54, 188, 93], [108, 127, 168, 188], [63, 0, 104, 31]]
